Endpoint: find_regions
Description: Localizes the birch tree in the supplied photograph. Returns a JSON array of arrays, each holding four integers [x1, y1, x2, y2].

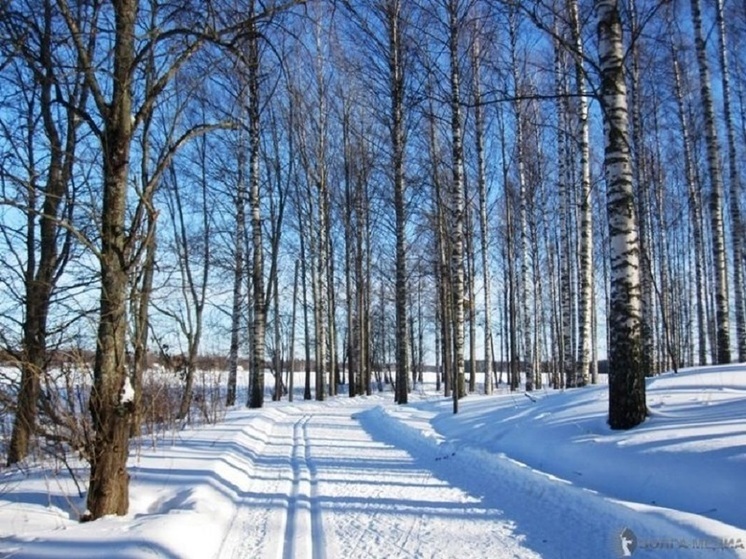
[[597, 0, 646, 429], [509, 5, 534, 392], [569, 0, 593, 387], [385, 0, 410, 404], [670, 39, 707, 366], [246, 1, 268, 408], [690, 0, 731, 365], [715, 0, 746, 361], [471, 28, 493, 395], [447, 0, 466, 410], [226, 137, 247, 406]]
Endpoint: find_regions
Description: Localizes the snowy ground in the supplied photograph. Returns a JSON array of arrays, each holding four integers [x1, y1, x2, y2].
[[1, 364, 745, 558]]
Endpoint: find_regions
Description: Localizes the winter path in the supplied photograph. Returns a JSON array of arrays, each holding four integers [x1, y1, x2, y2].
[[1, 365, 745, 558], [217, 402, 537, 559]]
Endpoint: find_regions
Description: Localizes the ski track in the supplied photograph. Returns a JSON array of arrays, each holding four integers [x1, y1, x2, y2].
[[217, 400, 543, 559], [212, 395, 746, 559]]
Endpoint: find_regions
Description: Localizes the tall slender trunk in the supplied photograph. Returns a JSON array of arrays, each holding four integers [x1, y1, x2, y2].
[[554, 27, 573, 389], [227, 162, 246, 406], [343, 110, 356, 397], [448, 0, 466, 411], [130, 215, 155, 436], [472, 33, 493, 395], [569, 0, 593, 387], [327, 231, 338, 396], [597, 0, 646, 430], [510, 7, 533, 392], [174, 133, 211, 421], [289, 261, 299, 402], [357, 167, 370, 396], [273, 252, 282, 401], [690, 0, 731, 365], [497, 110, 518, 391], [466, 197, 477, 393], [715, 0, 745, 361], [670, 47, 706, 365], [629, 0, 655, 377], [387, 0, 409, 405], [248, 3, 267, 408], [300, 229, 312, 400]]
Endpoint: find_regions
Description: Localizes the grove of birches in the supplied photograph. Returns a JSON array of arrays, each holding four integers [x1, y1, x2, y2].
[[0, 0, 743, 520]]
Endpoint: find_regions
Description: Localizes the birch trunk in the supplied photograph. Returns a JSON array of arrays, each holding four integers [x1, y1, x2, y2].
[[227, 162, 246, 406], [690, 0, 731, 364], [289, 260, 299, 402], [247, 2, 267, 407], [569, 0, 593, 387], [672, 50, 707, 365], [448, 0, 466, 411], [715, 0, 745, 361], [472, 33, 493, 395], [628, 0, 655, 377], [387, 0, 410, 405], [554, 28, 573, 389], [597, 0, 646, 429], [510, 7, 533, 392], [300, 229, 312, 400]]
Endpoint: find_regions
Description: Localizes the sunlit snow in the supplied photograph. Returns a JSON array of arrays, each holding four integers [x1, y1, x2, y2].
[[1, 364, 744, 558]]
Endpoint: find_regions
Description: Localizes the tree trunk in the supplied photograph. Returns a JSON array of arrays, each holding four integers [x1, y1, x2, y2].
[[248, 4, 267, 408], [387, 0, 410, 406], [227, 150, 247, 407], [7, 0, 81, 464], [448, 0, 466, 411], [629, 0, 655, 378], [300, 230, 312, 400], [289, 260, 299, 402], [671, 48, 707, 367], [597, 0, 646, 430], [129, 215, 156, 436], [554, 28, 573, 390], [690, 0, 731, 365], [570, 0, 593, 387], [715, 0, 746, 361], [473, 32, 493, 395], [83, 0, 140, 519], [510, 7, 533, 393]]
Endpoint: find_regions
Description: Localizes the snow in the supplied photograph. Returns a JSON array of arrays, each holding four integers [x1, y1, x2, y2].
[[121, 376, 135, 405], [1, 364, 745, 558]]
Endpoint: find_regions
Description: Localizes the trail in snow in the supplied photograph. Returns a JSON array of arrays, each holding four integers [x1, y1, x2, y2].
[[217, 402, 539, 559]]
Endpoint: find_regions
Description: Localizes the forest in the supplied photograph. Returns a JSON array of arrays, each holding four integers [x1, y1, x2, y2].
[[0, 0, 744, 520]]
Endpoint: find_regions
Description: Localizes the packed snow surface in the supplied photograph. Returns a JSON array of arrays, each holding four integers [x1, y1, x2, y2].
[[1, 364, 744, 558]]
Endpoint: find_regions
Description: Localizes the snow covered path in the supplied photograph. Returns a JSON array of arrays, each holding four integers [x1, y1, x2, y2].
[[216, 402, 540, 559], [195, 393, 744, 559]]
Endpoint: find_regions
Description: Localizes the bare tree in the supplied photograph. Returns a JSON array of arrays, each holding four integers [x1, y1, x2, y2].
[[569, 0, 593, 387], [446, 0, 467, 411], [670, 36, 707, 367], [714, 0, 746, 361], [3, 0, 89, 465], [509, 5, 534, 392], [690, 0, 731, 365], [597, 0, 646, 429], [471, 28, 493, 395], [53, 0, 302, 519]]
